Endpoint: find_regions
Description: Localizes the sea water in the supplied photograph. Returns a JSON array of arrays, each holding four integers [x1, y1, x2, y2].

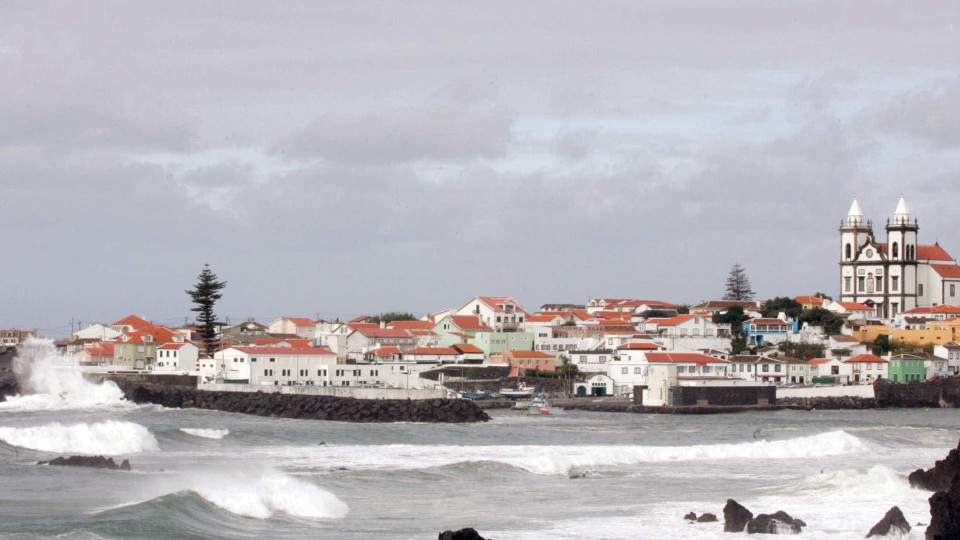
[[0, 340, 956, 539]]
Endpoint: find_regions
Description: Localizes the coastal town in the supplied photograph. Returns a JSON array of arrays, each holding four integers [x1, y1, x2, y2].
[[3, 195, 960, 406]]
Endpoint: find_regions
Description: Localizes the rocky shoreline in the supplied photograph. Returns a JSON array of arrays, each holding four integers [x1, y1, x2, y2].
[[125, 386, 490, 423]]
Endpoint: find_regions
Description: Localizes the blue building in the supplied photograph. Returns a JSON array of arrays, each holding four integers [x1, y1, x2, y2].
[[742, 318, 799, 346]]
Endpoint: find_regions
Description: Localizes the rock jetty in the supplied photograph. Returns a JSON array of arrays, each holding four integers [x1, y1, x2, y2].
[[38, 455, 131, 470], [126, 386, 490, 423], [438, 528, 487, 540], [928, 476, 960, 540], [0, 369, 19, 400]]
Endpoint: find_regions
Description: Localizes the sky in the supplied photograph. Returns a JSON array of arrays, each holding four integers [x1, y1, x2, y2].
[[3, 1, 960, 336]]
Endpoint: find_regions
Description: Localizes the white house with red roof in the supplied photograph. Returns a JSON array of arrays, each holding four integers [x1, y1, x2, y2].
[[455, 296, 527, 331], [267, 317, 317, 338], [344, 327, 416, 361], [214, 346, 337, 385], [111, 315, 152, 334], [586, 298, 676, 315], [813, 354, 887, 384], [155, 342, 199, 374]]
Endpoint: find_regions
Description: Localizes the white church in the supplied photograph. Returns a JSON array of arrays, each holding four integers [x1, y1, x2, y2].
[[840, 196, 960, 319]]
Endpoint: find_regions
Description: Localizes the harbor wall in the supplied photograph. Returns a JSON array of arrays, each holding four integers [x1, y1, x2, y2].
[[671, 385, 777, 407], [777, 385, 875, 399], [201, 383, 448, 400]]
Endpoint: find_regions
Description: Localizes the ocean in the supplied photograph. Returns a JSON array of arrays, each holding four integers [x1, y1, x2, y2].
[[0, 342, 955, 539]]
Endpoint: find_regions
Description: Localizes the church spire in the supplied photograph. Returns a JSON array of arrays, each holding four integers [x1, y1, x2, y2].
[[847, 198, 864, 227], [893, 194, 911, 225]]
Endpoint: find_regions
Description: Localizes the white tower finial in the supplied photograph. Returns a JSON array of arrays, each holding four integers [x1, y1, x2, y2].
[[847, 198, 864, 226], [894, 194, 911, 225]]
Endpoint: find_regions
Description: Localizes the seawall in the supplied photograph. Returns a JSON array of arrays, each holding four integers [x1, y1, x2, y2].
[[125, 386, 490, 423], [875, 379, 960, 408], [202, 383, 448, 400]]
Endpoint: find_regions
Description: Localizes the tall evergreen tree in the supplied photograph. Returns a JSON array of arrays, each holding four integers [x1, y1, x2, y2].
[[723, 263, 755, 301], [186, 264, 227, 356]]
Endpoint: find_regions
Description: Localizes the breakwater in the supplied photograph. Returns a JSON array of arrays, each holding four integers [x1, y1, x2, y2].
[[125, 386, 490, 423]]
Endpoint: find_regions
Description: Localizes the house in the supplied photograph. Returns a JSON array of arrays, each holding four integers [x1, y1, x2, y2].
[[568, 349, 616, 374], [495, 350, 557, 377], [586, 298, 676, 315], [218, 319, 269, 344], [795, 296, 825, 310], [155, 342, 199, 373], [781, 356, 816, 385], [573, 374, 616, 397], [728, 355, 787, 384], [363, 346, 402, 363], [742, 318, 799, 346], [455, 296, 527, 331], [71, 323, 121, 342], [74, 342, 115, 365], [818, 354, 888, 384], [111, 315, 152, 334], [113, 325, 182, 368], [828, 335, 868, 359], [690, 300, 763, 314], [888, 354, 928, 382], [344, 327, 416, 361], [0, 329, 37, 348], [214, 346, 337, 385], [641, 352, 732, 380], [267, 317, 317, 339], [934, 342, 960, 375], [399, 347, 461, 364], [452, 343, 485, 363], [433, 315, 493, 344], [825, 301, 876, 322]]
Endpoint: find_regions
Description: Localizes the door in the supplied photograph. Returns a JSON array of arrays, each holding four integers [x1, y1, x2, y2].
[[668, 388, 674, 405], [576, 386, 587, 397]]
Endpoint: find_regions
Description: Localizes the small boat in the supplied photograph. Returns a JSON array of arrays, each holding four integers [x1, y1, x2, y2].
[[500, 383, 535, 399], [528, 391, 552, 414], [459, 390, 491, 400]]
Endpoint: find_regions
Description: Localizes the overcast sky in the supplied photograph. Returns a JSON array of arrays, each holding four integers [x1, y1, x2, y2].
[[3, 1, 960, 336]]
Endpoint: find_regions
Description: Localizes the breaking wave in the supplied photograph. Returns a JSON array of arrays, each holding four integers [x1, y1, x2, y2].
[[179, 428, 230, 440], [0, 421, 159, 455], [193, 471, 348, 519], [1, 338, 128, 410], [261, 430, 869, 476]]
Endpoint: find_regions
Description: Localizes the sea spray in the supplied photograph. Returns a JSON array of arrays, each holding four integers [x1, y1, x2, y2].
[[3, 338, 127, 409], [193, 471, 349, 519], [0, 420, 159, 454], [180, 428, 230, 440]]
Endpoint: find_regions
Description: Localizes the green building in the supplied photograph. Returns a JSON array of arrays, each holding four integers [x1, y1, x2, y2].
[[888, 354, 926, 382]]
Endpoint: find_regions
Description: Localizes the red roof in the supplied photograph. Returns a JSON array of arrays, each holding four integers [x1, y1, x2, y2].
[[113, 315, 151, 330], [918, 244, 954, 261], [810, 358, 833, 365], [749, 318, 790, 326], [387, 320, 434, 330], [830, 335, 859, 343], [84, 342, 115, 355], [282, 339, 312, 347], [355, 328, 414, 339], [346, 322, 379, 331], [644, 352, 729, 364], [367, 346, 401, 356], [932, 265, 960, 279], [283, 317, 314, 327], [349, 315, 373, 323], [158, 343, 190, 350], [230, 346, 335, 356], [475, 296, 525, 313], [648, 314, 697, 326], [618, 342, 663, 350], [403, 347, 460, 355], [447, 315, 493, 331], [845, 354, 887, 364], [453, 343, 483, 354], [838, 302, 873, 312], [527, 315, 563, 323], [252, 338, 281, 345], [795, 296, 822, 304], [905, 304, 960, 315], [508, 350, 556, 358], [123, 325, 179, 344]]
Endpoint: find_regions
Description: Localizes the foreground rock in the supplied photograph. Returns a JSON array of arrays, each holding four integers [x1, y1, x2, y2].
[[37, 455, 131, 471], [866, 506, 910, 537], [927, 475, 960, 540], [746, 511, 806, 534], [684, 512, 697, 521], [0, 369, 18, 400], [724, 499, 754, 532], [698, 513, 718, 523], [438, 528, 487, 540], [909, 440, 960, 492], [127, 386, 490, 423]]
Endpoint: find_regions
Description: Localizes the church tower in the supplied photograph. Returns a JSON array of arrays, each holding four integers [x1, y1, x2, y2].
[[885, 195, 919, 315], [840, 198, 871, 263]]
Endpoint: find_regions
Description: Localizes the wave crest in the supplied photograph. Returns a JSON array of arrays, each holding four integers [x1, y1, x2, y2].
[[180, 428, 230, 440], [0, 421, 159, 455], [193, 472, 348, 519]]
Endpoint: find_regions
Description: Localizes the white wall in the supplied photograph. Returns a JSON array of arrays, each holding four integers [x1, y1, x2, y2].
[[777, 385, 875, 399]]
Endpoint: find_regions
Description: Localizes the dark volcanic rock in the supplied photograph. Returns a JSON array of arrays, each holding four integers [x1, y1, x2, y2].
[[438, 528, 487, 540], [38, 455, 131, 471], [0, 369, 19, 400], [724, 499, 754, 533], [927, 475, 960, 540], [866, 506, 910, 537], [124, 386, 490, 424], [684, 512, 697, 521], [910, 440, 960, 492], [746, 511, 806, 534], [698, 513, 718, 523]]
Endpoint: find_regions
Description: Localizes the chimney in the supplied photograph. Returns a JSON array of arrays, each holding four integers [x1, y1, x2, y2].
[[380, 321, 386, 329]]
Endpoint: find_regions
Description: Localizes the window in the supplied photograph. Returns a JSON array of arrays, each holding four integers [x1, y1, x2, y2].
[[702, 366, 711, 374], [634, 367, 642, 374], [875, 277, 883, 292], [844, 277, 852, 292], [599, 356, 607, 363], [677, 366, 685, 373], [892, 276, 899, 292], [858, 277, 866, 292], [251, 358, 257, 363], [270, 358, 276, 363], [891, 303, 899, 317], [893, 242, 899, 259], [775, 364, 781, 372], [622, 367, 628, 374], [845, 244, 852, 260], [762, 364, 769, 373], [919, 284, 924, 296], [579, 356, 587, 364], [952, 284, 956, 297]]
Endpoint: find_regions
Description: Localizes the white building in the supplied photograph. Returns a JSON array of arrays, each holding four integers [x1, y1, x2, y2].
[[455, 296, 526, 331], [813, 354, 887, 384], [839, 196, 960, 319], [267, 317, 317, 338], [214, 346, 337, 385], [934, 342, 960, 375], [72, 323, 122, 342], [154, 342, 199, 374]]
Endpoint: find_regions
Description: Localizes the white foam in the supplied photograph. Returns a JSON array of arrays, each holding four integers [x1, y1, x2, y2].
[[180, 428, 229, 440], [0, 421, 159, 455], [193, 471, 348, 519], [252, 430, 869, 476], [2, 338, 129, 410]]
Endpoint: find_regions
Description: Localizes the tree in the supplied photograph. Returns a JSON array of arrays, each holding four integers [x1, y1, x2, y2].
[[724, 263, 755, 301], [713, 306, 749, 354], [778, 341, 826, 361], [186, 264, 227, 357], [367, 312, 417, 324], [676, 304, 691, 315], [762, 297, 803, 320], [797, 308, 842, 335]]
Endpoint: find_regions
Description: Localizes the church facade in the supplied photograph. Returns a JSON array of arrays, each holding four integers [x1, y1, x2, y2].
[[839, 196, 960, 319]]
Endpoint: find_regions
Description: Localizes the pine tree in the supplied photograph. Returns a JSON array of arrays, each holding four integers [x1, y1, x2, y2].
[[186, 264, 227, 356], [724, 263, 755, 301]]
